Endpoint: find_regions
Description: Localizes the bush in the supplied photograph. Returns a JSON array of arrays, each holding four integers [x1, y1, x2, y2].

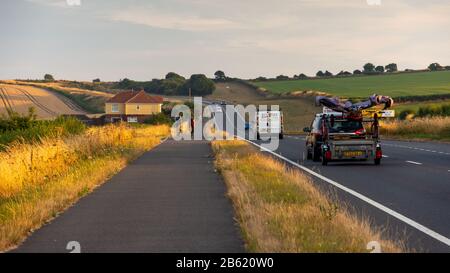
[[417, 104, 450, 117], [144, 113, 173, 125], [0, 111, 86, 147], [399, 109, 416, 120]]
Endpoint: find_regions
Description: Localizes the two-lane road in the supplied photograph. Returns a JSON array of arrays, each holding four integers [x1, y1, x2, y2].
[[213, 105, 450, 252]]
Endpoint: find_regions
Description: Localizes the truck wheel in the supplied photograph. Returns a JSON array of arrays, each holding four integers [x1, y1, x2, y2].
[[322, 156, 328, 166], [306, 147, 312, 160], [312, 144, 321, 162], [374, 158, 381, 165]]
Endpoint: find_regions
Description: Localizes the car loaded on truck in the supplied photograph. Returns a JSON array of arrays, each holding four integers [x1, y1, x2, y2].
[[304, 94, 395, 165]]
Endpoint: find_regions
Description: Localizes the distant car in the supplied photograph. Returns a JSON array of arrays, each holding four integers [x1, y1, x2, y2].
[[220, 101, 227, 106]]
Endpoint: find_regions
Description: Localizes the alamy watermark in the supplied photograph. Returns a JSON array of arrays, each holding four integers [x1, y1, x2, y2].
[[170, 97, 281, 151], [366, 0, 382, 6], [66, 0, 81, 6]]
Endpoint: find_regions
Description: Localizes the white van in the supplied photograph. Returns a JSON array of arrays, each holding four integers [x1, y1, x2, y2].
[[257, 110, 284, 140]]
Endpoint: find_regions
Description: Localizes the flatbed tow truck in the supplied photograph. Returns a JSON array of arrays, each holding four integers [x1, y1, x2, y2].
[[319, 108, 395, 165], [306, 94, 395, 166]]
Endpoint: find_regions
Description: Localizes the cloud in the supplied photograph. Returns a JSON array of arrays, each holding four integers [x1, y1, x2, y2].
[[25, 0, 71, 8], [13, 0, 450, 79], [108, 8, 239, 32]]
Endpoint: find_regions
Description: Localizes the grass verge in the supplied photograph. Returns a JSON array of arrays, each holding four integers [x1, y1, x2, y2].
[[212, 140, 402, 252], [0, 124, 169, 251], [381, 117, 450, 141]]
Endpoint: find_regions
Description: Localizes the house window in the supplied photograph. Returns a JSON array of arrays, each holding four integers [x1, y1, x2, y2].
[[127, 116, 138, 123], [111, 104, 119, 113]]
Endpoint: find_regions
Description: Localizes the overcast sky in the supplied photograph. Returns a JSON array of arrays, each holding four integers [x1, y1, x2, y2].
[[0, 0, 449, 81]]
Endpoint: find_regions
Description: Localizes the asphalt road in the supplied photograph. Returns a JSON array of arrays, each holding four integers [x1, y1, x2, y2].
[[14, 140, 243, 253], [266, 136, 450, 252], [212, 104, 450, 252]]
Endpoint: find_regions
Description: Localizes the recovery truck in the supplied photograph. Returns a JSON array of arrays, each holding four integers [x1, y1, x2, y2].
[[307, 107, 395, 166]]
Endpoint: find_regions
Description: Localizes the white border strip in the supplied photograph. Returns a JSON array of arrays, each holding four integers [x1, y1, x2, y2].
[[240, 137, 450, 247], [406, 160, 423, 165]]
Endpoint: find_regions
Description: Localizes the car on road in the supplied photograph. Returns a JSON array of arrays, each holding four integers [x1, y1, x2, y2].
[[304, 111, 382, 165]]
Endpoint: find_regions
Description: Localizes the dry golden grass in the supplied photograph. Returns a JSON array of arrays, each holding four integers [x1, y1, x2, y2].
[[0, 124, 169, 251], [380, 117, 450, 141], [212, 140, 403, 253]]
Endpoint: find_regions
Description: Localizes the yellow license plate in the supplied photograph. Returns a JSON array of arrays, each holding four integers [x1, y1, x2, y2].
[[343, 151, 364, 157], [334, 135, 351, 140]]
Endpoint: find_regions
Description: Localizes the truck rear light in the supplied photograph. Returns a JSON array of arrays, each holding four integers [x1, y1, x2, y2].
[[355, 128, 366, 135], [375, 149, 382, 159]]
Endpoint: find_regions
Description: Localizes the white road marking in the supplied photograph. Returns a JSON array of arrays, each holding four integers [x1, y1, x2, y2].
[[239, 138, 450, 247], [384, 143, 450, 156], [406, 160, 423, 165], [382, 155, 389, 158]]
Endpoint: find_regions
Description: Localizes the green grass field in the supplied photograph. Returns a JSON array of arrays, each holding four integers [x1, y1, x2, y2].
[[253, 71, 450, 98]]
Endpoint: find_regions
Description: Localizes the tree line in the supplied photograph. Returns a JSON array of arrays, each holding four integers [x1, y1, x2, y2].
[[115, 73, 216, 96], [39, 73, 216, 97], [253, 62, 450, 81]]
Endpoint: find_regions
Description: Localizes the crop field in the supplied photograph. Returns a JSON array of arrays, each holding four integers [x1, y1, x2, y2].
[[0, 81, 113, 114], [0, 84, 84, 119], [253, 71, 450, 98]]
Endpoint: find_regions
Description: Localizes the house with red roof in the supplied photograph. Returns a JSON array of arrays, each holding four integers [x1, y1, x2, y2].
[[104, 90, 164, 123]]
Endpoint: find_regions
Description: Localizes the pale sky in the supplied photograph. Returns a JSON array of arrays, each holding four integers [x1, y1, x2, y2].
[[1, 0, 449, 81]]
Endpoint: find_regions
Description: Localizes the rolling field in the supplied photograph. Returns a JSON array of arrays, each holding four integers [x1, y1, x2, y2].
[[1, 80, 113, 114], [209, 82, 320, 132], [0, 84, 85, 119], [253, 71, 450, 98]]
